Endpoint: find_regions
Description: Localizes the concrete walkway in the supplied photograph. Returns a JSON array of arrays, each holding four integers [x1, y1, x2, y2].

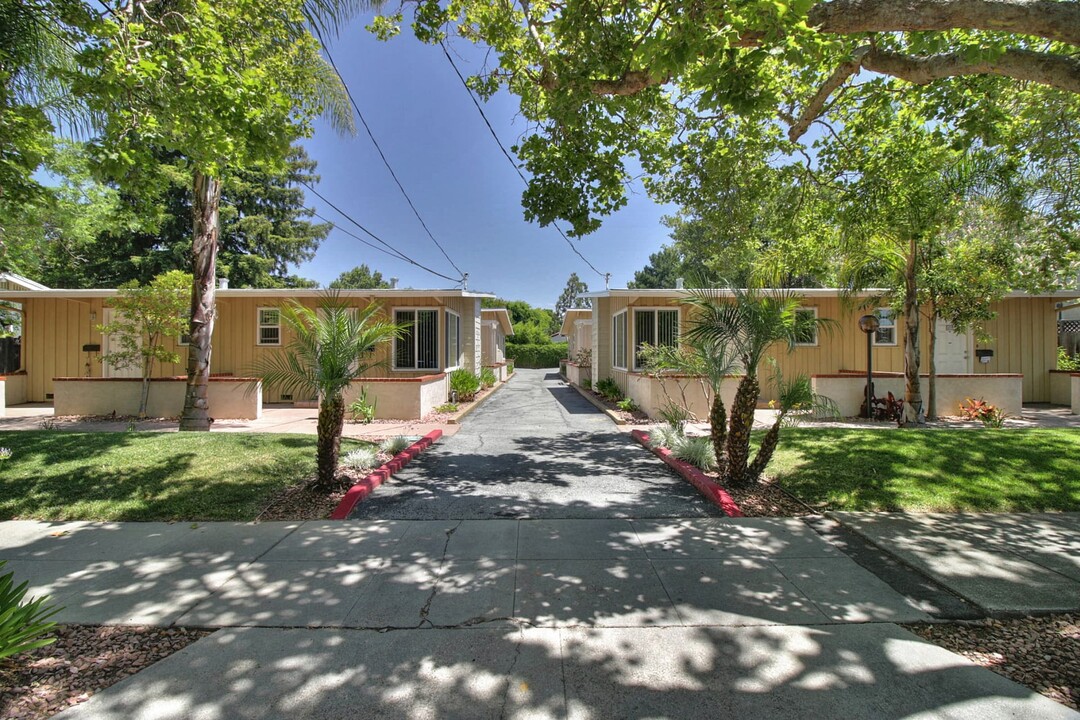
[[349, 369, 717, 519], [832, 511, 1080, 615], [1, 519, 1072, 719]]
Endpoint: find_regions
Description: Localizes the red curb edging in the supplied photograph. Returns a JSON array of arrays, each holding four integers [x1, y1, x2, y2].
[[630, 430, 744, 518], [329, 429, 443, 520]]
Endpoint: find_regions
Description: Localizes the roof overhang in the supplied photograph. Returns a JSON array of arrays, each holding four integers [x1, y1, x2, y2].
[[481, 308, 514, 335], [559, 308, 592, 336], [581, 287, 1080, 301], [0, 288, 496, 301]]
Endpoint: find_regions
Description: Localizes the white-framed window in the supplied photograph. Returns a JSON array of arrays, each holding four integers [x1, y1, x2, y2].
[[394, 308, 439, 370], [612, 310, 628, 370], [873, 308, 897, 346], [633, 308, 680, 370], [445, 309, 461, 370], [794, 307, 818, 347], [257, 307, 281, 346]]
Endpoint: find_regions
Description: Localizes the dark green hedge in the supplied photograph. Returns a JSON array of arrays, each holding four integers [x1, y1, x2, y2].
[[506, 343, 568, 368]]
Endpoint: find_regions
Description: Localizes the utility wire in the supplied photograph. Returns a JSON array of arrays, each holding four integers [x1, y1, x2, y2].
[[322, 45, 465, 279], [304, 184, 464, 285], [440, 41, 607, 281]]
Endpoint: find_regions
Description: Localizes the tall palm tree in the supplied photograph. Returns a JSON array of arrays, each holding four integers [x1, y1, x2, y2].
[[683, 285, 827, 486], [253, 296, 402, 490]]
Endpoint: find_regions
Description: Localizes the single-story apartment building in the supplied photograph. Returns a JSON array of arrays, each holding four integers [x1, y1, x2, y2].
[[560, 308, 593, 388], [576, 287, 1080, 419], [480, 307, 514, 381], [0, 274, 500, 420]]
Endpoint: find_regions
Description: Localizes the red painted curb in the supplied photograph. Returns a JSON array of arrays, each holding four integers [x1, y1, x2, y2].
[[329, 429, 444, 520], [631, 430, 744, 518]]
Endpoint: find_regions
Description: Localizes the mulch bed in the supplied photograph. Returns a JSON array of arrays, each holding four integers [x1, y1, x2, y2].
[[256, 466, 382, 521], [0, 625, 211, 719], [588, 391, 650, 423], [722, 479, 815, 517], [905, 615, 1079, 710]]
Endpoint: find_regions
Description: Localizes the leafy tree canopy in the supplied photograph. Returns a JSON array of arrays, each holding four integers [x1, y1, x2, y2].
[[329, 263, 392, 289], [379, 0, 1080, 244]]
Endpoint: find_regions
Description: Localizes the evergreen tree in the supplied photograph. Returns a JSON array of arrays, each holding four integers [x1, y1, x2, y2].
[[554, 272, 590, 323]]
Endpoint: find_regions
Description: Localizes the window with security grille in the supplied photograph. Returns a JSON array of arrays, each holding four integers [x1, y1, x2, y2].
[[257, 307, 280, 346], [394, 309, 439, 370], [633, 308, 679, 370]]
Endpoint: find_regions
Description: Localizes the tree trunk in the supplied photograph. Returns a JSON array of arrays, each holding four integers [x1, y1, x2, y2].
[[316, 393, 346, 490], [927, 305, 938, 420], [139, 377, 151, 418], [747, 414, 784, 483], [901, 237, 923, 426], [708, 391, 728, 479], [724, 373, 759, 486], [180, 171, 221, 432]]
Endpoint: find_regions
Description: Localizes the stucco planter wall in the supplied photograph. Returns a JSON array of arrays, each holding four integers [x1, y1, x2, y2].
[[1049, 370, 1075, 406], [344, 373, 447, 420], [485, 362, 510, 383], [565, 362, 591, 389], [1, 372, 28, 415], [1072, 373, 1080, 414], [626, 373, 739, 422], [812, 373, 1024, 416], [52, 377, 262, 419]]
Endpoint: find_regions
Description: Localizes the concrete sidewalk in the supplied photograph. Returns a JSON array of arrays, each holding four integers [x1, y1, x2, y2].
[[1, 517, 931, 627], [5, 517, 1077, 719], [56, 624, 1077, 719], [832, 511, 1080, 615]]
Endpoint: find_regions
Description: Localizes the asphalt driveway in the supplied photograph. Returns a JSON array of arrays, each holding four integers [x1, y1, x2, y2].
[[349, 368, 719, 520]]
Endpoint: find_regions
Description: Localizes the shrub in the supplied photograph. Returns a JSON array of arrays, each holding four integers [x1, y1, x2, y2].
[[1057, 346, 1080, 372], [505, 343, 568, 368], [658, 403, 691, 431], [669, 435, 717, 471], [479, 367, 497, 389], [616, 397, 638, 412], [595, 377, 623, 402], [449, 369, 481, 401], [380, 436, 417, 455], [348, 387, 377, 424], [0, 560, 61, 661], [648, 425, 682, 451], [507, 361, 514, 374], [959, 398, 1008, 428], [341, 446, 379, 471], [434, 402, 459, 413]]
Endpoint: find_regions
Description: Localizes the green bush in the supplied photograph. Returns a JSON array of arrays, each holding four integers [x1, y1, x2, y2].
[[434, 402, 458, 413], [380, 436, 417, 455], [449, 369, 481, 401], [1058, 346, 1080, 372], [595, 377, 624, 401], [479, 367, 497, 388], [616, 397, 638, 412], [348, 386, 377, 424], [0, 560, 61, 661], [507, 343, 569, 368]]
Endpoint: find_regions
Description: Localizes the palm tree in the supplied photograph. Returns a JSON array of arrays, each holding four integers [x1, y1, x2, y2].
[[253, 296, 402, 490], [683, 285, 828, 486]]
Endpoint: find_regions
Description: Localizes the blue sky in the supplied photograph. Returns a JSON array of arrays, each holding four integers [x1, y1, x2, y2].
[[295, 19, 675, 307]]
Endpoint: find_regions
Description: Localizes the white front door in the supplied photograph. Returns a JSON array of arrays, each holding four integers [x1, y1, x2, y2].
[[101, 309, 143, 378], [934, 319, 972, 374]]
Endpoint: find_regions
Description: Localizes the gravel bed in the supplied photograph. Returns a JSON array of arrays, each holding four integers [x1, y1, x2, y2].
[[0, 625, 210, 719], [905, 615, 1079, 710]]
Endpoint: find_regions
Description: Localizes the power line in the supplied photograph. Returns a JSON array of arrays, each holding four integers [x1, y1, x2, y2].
[[322, 45, 465, 279], [304, 183, 464, 285], [439, 41, 607, 281]]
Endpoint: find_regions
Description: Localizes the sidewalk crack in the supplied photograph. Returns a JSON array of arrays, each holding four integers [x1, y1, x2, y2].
[[418, 520, 464, 624], [499, 626, 525, 720]]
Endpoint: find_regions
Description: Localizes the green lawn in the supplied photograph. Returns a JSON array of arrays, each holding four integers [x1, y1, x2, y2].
[[0, 431, 369, 521], [767, 428, 1080, 513]]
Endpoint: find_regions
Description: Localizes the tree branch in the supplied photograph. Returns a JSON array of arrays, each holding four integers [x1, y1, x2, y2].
[[809, 0, 1080, 47], [787, 46, 869, 142], [862, 47, 1080, 94]]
